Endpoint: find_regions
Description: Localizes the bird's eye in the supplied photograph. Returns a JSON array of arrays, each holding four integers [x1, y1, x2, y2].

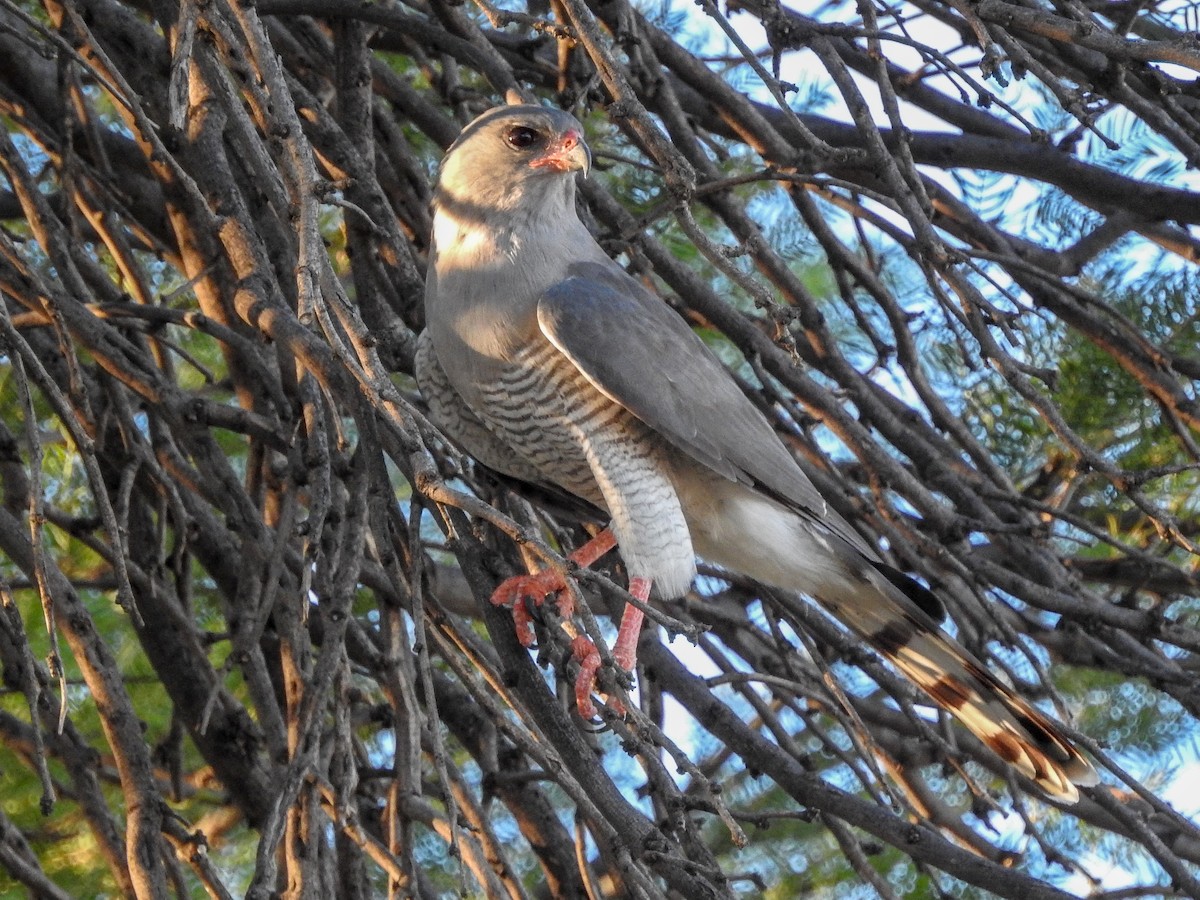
[[504, 126, 541, 150]]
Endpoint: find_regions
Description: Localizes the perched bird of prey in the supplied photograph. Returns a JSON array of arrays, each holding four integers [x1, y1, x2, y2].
[[416, 104, 1097, 801]]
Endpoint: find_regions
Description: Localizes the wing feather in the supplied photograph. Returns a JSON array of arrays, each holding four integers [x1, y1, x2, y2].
[[537, 262, 876, 547]]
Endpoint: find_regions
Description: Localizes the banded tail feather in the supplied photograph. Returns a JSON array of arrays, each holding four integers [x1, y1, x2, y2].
[[824, 565, 1098, 802]]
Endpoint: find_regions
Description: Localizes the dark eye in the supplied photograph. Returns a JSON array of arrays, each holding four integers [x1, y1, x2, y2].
[[504, 126, 540, 150]]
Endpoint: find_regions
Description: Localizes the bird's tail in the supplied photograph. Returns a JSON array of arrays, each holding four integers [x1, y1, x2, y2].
[[680, 475, 1097, 800], [817, 559, 1098, 802]]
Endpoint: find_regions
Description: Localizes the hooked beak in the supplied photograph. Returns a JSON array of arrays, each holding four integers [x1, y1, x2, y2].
[[529, 129, 591, 177]]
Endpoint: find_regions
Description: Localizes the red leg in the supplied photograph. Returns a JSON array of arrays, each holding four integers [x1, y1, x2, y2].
[[572, 576, 651, 718], [611, 577, 649, 671], [490, 528, 617, 647], [571, 635, 604, 717]]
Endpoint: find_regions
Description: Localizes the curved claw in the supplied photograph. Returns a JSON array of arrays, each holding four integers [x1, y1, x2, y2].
[[488, 534, 643, 721], [490, 570, 565, 609], [491, 570, 571, 648], [511, 595, 538, 649], [571, 635, 626, 719]]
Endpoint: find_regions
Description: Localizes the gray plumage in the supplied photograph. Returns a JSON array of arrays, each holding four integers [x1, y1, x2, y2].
[[416, 104, 1096, 801]]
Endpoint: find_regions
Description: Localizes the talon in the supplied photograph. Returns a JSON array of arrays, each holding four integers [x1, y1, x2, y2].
[[490, 570, 563, 609], [491, 570, 567, 647], [511, 595, 538, 649], [570, 635, 627, 718], [485, 530, 629, 718], [571, 636, 602, 718]]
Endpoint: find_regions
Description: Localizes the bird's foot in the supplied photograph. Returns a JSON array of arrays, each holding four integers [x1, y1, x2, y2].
[[490, 533, 648, 720], [569, 577, 650, 719], [490, 570, 571, 649], [490, 529, 618, 649], [570, 635, 613, 718]]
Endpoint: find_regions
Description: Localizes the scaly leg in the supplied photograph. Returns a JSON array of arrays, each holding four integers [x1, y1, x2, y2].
[[571, 576, 650, 718]]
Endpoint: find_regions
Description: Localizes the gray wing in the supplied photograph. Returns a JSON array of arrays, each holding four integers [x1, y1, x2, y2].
[[538, 262, 847, 530], [540, 265, 951, 623]]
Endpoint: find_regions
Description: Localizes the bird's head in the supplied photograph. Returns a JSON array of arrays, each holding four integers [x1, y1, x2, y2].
[[435, 105, 591, 214]]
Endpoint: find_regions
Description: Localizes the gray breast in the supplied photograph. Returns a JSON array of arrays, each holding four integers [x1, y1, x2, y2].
[[415, 329, 550, 486], [474, 338, 616, 508], [473, 338, 698, 597]]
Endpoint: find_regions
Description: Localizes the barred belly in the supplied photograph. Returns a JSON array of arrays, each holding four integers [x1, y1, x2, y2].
[[476, 340, 697, 599]]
